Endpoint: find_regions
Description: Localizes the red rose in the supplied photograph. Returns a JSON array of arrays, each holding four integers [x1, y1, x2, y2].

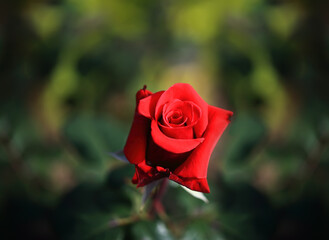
[[124, 83, 233, 193]]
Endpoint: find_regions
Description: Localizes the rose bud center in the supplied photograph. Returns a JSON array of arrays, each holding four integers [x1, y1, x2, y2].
[[158, 99, 202, 139], [166, 110, 186, 126], [146, 100, 202, 170]]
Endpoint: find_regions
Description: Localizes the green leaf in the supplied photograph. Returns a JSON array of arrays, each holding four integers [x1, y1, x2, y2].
[[110, 150, 129, 163], [170, 181, 208, 203], [54, 180, 132, 240], [216, 181, 275, 240], [62, 114, 127, 169]]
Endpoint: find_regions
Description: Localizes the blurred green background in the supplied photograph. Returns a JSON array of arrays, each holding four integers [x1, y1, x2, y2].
[[1, 0, 329, 239]]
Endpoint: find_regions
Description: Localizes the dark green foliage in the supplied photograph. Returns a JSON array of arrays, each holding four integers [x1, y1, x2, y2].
[[54, 165, 134, 240], [63, 114, 127, 166], [54, 183, 130, 239], [216, 181, 276, 240]]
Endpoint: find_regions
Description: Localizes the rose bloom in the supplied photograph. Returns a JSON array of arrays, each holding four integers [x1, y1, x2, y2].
[[124, 83, 233, 193]]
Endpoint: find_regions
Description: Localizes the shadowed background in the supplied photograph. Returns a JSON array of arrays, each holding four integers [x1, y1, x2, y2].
[[1, 0, 329, 239]]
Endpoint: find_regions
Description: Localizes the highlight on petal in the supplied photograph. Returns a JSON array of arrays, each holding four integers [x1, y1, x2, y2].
[[138, 91, 164, 119], [173, 106, 233, 179], [151, 120, 204, 154]]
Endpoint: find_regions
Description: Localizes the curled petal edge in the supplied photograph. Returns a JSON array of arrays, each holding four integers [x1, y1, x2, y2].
[[151, 120, 204, 154]]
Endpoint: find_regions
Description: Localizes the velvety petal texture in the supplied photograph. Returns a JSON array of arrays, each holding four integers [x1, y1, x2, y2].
[[173, 106, 233, 192], [138, 91, 164, 119], [123, 83, 233, 193], [124, 87, 152, 164], [155, 83, 209, 138], [151, 120, 204, 154]]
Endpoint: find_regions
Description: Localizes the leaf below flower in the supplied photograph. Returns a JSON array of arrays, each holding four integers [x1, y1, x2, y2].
[[180, 185, 209, 203], [110, 150, 129, 163], [169, 181, 209, 203]]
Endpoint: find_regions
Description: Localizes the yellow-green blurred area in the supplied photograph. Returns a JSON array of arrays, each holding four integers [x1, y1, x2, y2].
[[1, 0, 329, 239]]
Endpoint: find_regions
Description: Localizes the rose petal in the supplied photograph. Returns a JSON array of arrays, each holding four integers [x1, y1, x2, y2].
[[124, 88, 155, 164], [132, 170, 138, 184], [163, 100, 201, 127], [169, 173, 210, 193], [159, 123, 194, 139], [168, 114, 185, 125], [136, 87, 152, 102], [160, 109, 187, 127], [158, 100, 201, 139], [138, 91, 165, 119], [134, 161, 167, 187], [155, 83, 208, 138], [173, 106, 233, 180], [146, 137, 191, 170], [124, 112, 151, 164], [151, 120, 204, 154], [180, 101, 201, 126], [162, 100, 185, 126], [163, 99, 184, 116]]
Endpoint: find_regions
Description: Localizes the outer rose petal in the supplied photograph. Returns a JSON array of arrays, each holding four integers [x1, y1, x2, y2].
[[155, 83, 208, 138], [132, 170, 138, 184], [124, 113, 150, 164], [134, 161, 167, 187], [138, 91, 165, 119], [136, 86, 152, 102], [124, 88, 153, 164], [173, 106, 233, 192], [151, 120, 204, 154], [169, 174, 210, 193]]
